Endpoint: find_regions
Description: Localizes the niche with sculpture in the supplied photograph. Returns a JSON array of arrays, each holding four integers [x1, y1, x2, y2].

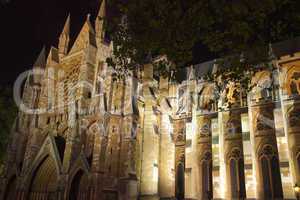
[[177, 85, 193, 114], [221, 82, 240, 108], [284, 66, 300, 97], [251, 70, 272, 102], [197, 83, 217, 111]]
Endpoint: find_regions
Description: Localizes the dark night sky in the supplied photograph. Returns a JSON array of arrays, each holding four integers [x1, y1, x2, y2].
[[0, 0, 101, 87], [0, 0, 215, 87]]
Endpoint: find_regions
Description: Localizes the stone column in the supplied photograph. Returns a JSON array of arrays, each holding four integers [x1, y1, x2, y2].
[[90, 121, 105, 200], [159, 113, 174, 198], [139, 64, 159, 200], [219, 82, 246, 199], [249, 100, 283, 199], [118, 115, 138, 200], [196, 114, 212, 200], [222, 109, 246, 200], [158, 76, 174, 198], [62, 126, 80, 174], [173, 118, 186, 200], [248, 70, 283, 199], [277, 53, 300, 191]]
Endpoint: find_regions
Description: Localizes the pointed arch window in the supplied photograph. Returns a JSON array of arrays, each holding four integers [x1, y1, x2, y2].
[[228, 149, 246, 199], [200, 152, 212, 200], [259, 145, 283, 199], [69, 170, 89, 200], [201, 160, 212, 199], [230, 159, 238, 198]]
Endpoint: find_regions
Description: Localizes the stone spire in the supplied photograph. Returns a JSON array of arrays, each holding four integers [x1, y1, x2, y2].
[[68, 13, 96, 54], [58, 14, 70, 58], [33, 46, 46, 68], [95, 0, 106, 42], [188, 66, 195, 80]]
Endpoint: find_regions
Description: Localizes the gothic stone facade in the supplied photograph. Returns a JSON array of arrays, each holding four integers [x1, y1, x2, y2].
[[2, 1, 300, 199]]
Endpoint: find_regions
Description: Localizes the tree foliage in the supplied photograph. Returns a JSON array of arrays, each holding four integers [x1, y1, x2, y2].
[[106, 0, 300, 86], [0, 87, 17, 164]]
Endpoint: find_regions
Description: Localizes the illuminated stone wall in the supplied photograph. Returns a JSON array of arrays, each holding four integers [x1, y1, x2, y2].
[[1, 2, 300, 198]]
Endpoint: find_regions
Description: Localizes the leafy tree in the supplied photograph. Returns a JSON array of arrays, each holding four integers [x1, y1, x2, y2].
[[106, 0, 300, 87], [0, 87, 17, 165]]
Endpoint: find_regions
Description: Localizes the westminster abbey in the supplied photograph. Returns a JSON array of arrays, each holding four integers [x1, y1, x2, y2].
[[1, 1, 300, 199]]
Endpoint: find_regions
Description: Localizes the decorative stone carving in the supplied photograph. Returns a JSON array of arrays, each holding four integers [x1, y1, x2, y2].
[[285, 66, 300, 96], [287, 105, 300, 128], [228, 148, 242, 160], [173, 119, 186, 200], [178, 153, 185, 164], [201, 151, 212, 162], [177, 85, 192, 114], [226, 82, 240, 105], [199, 123, 211, 137], [175, 131, 184, 143], [258, 144, 276, 158], [197, 115, 211, 140], [197, 83, 217, 111], [253, 112, 274, 132], [251, 70, 272, 102], [225, 117, 242, 135], [222, 82, 240, 108], [89, 122, 100, 135]]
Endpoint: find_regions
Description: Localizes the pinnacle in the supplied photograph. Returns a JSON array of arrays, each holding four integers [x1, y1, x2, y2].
[[97, 0, 106, 19], [61, 14, 71, 35], [86, 13, 95, 34], [33, 46, 46, 68]]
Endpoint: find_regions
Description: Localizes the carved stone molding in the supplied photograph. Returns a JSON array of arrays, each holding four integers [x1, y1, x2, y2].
[[200, 151, 212, 163], [226, 148, 242, 162], [258, 144, 277, 159], [198, 116, 211, 138]]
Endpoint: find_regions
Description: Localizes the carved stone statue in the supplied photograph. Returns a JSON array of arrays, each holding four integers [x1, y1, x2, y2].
[[177, 86, 188, 114], [197, 83, 217, 111], [221, 82, 240, 108], [251, 71, 272, 102], [285, 67, 300, 96]]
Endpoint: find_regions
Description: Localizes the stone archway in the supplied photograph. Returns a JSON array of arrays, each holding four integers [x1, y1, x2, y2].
[[28, 156, 59, 200], [69, 169, 89, 200], [4, 175, 17, 200]]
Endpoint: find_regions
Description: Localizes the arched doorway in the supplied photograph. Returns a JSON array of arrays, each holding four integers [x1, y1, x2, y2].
[[28, 156, 59, 200], [4, 175, 17, 200], [69, 170, 89, 200]]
